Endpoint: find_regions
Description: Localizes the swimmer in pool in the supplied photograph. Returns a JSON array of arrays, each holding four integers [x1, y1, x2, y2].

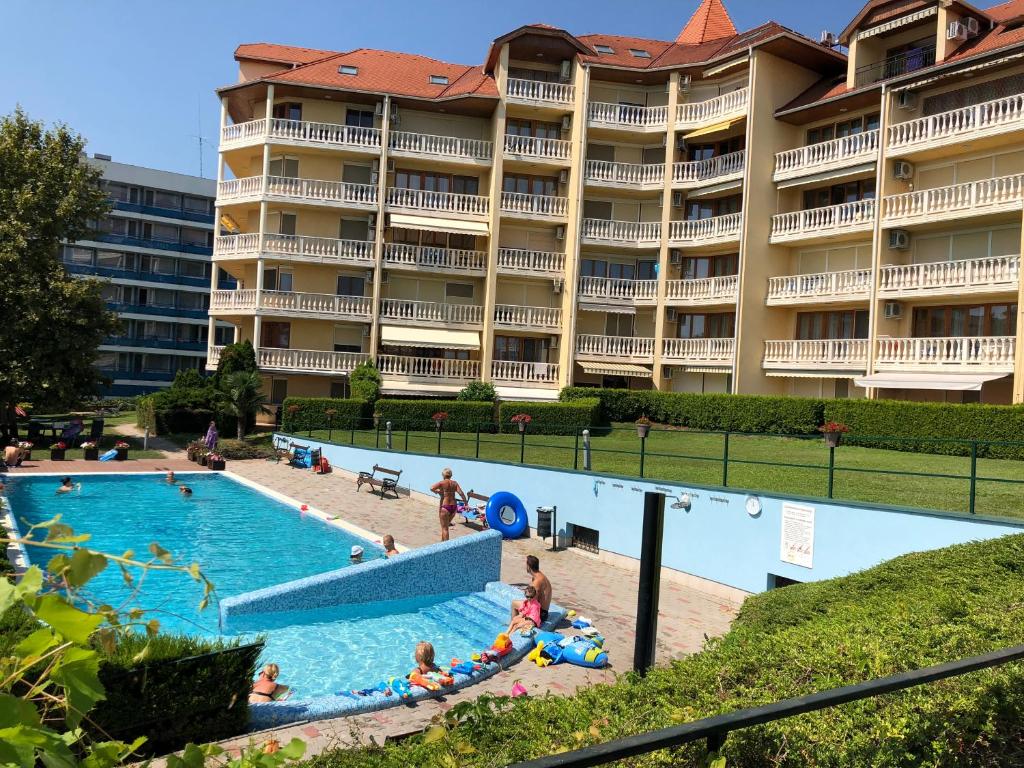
[[179, 485, 193, 496], [56, 477, 78, 494], [165, 471, 176, 484]]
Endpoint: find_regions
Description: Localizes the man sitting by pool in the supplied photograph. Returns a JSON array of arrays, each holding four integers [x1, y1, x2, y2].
[[510, 555, 552, 626]]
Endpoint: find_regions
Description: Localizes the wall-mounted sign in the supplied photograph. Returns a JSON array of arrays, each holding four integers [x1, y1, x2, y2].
[[780, 502, 814, 569]]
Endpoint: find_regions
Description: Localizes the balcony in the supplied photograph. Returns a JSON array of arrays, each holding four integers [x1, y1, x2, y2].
[[106, 301, 208, 320], [762, 339, 869, 372], [215, 233, 375, 267], [587, 102, 667, 132], [491, 360, 560, 386], [673, 150, 745, 189], [676, 88, 748, 129], [506, 78, 574, 107], [379, 298, 483, 328], [221, 118, 382, 153], [496, 248, 566, 277], [388, 131, 492, 164], [385, 187, 489, 218], [661, 337, 735, 365], [577, 277, 657, 305], [766, 269, 872, 305], [874, 336, 1016, 372], [581, 218, 661, 247], [664, 275, 738, 306], [66, 262, 210, 289], [493, 304, 562, 331], [878, 256, 1020, 298], [92, 232, 211, 256], [111, 199, 214, 225], [584, 160, 665, 191], [854, 45, 936, 87], [383, 243, 487, 275], [378, 355, 480, 383], [888, 94, 1024, 156], [104, 336, 207, 352], [258, 347, 370, 376], [206, 346, 222, 367], [882, 174, 1024, 227], [668, 213, 742, 248], [770, 200, 874, 244], [500, 192, 569, 221], [503, 134, 572, 164], [209, 289, 372, 320], [575, 334, 654, 362], [773, 131, 879, 183], [217, 176, 378, 210]]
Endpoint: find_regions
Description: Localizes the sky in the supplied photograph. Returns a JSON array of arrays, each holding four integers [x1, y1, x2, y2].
[[0, 0, 871, 178]]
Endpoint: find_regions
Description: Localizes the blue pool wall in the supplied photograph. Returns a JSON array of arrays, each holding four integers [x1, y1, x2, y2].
[[221, 528, 502, 626], [278, 433, 1024, 595]]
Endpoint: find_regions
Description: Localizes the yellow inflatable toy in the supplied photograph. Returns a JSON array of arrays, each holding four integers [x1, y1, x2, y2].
[[527, 641, 553, 668]]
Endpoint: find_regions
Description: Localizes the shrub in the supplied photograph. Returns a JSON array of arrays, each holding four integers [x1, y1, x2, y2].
[[215, 438, 272, 460], [280, 397, 368, 433], [135, 394, 156, 430], [375, 399, 494, 432], [214, 340, 257, 381], [457, 381, 497, 402], [497, 399, 600, 435], [170, 368, 207, 390], [350, 360, 382, 404]]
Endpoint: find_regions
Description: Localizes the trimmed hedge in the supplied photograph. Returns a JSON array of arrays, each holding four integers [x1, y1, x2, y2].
[[216, 438, 273, 460], [498, 399, 601, 435], [281, 397, 369, 433], [137, 387, 237, 437], [374, 399, 495, 432]]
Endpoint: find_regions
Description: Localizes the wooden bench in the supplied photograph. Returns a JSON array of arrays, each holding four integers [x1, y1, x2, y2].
[[460, 490, 490, 530], [356, 464, 402, 499]]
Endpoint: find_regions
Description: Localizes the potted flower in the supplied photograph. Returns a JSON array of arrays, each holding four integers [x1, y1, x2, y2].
[[207, 452, 226, 471], [81, 441, 99, 461], [819, 421, 850, 449], [185, 440, 203, 461], [114, 440, 130, 461], [50, 441, 67, 461], [197, 449, 210, 466], [432, 411, 448, 431], [635, 415, 652, 439], [18, 441, 33, 461], [510, 413, 532, 434]]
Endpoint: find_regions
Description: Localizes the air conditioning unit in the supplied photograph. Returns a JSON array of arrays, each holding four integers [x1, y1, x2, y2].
[[559, 169, 569, 184], [671, 190, 684, 208], [888, 229, 911, 249], [819, 30, 837, 47], [552, 278, 563, 294], [669, 249, 683, 266], [549, 335, 560, 348], [947, 21, 968, 41], [555, 225, 566, 241], [896, 90, 918, 110], [561, 115, 572, 131], [893, 160, 914, 180], [884, 301, 903, 320], [374, 102, 384, 117], [663, 366, 673, 380], [679, 74, 692, 92], [559, 60, 572, 82], [965, 16, 981, 36], [666, 308, 678, 322]]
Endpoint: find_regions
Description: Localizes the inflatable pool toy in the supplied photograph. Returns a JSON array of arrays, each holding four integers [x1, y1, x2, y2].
[[571, 617, 592, 629], [485, 491, 529, 539], [389, 676, 412, 699], [346, 680, 391, 697], [98, 449, 118, 462], [534, 631, 564, 648], [511, 681, 528, 697], [561, 639, 608, 669], [480, 633, 514, 664], [300, 504, 309, 512], [565, 609, 577, 619], [409, 671, 441, 691], [526, 642, 552, 667], [471, 652, 482, 662], [450, 659, 481, 675]]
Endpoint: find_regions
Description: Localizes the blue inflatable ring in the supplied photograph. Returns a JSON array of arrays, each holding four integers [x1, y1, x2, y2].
[[486, 491, 529, 539]]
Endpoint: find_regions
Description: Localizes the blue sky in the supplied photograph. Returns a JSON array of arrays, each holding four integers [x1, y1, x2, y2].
[[1, 0, 867, 177]]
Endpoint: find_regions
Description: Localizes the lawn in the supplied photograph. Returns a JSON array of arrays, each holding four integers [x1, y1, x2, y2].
[[292, 423, 1024, 519]]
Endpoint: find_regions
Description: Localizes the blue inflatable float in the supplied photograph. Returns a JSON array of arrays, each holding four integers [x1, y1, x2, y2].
[[485, 491, 528, 539], [98, 449, 118, 462]]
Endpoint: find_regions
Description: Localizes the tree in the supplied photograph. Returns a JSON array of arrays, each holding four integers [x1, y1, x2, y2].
[[214, 340, 257, 384], [350, 359, 381, 403], [0, 108, 120, 438], [218, 371, 272, 439], [171, 368, 206, 391], [457, 381, 497, 402]]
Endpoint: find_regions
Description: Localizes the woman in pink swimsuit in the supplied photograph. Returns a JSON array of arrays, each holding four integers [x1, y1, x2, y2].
[[431, 467, 467, 542]]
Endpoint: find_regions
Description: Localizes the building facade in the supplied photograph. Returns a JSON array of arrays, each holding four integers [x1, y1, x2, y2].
[[210, 0, 1024, 405], [65, 156, 232, 395]]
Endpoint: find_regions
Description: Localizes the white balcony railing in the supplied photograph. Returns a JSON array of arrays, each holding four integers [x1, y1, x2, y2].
[[214, 233, 260, 258], [211, 289, 256, 311], [500, 192, 569, 218], [585, 160, 665, 188], [874, 336, 1016, 371], [762, 339, 869, 369], [491, 360, 560, 385], [379, 298, 483, 326], [506, 78, 575, 105], [664, 275, 738, 304], [496, 248, 566, 276], [388, 130, 493, 161], [503, 134, 572, 161], [578, 277, 658, 303], [206, 346, 223, 367], [260, 234, 375, 265], [386, 187, 489, 217], [673, 150, 745, 187], [888, 93, 1024, 152], [493, 304, 562, 330], [676, 88, 748, 127], [771, 200, 874, 242], [221, 118, 382, 151], [383, 243, 487, 273], [773, 130, 879, 181], [220, 120, 265, 146], [669, 213, 742, 244], [581, 218, 661, 245], [262, 290, 372, 318], [661, 337, 735, 362], [575, 334, 655, 360], [378, 355, 480, 381], [766, 269, 873, 304], [230, 176, 378, 207], [882, 174, 1024, 224], [258, 347, 370, 374], [878, 256, 1021, 297], [587, 102, 667, 130], [217, 176, 263, 201]]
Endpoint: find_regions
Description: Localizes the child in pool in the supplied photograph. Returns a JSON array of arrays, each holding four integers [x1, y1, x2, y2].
[[409, 642, 453, 689], [249, 663, 290, 703], [507, 585, 541, 635]]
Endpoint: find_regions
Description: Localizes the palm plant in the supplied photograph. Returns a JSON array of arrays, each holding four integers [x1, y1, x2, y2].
[[219, 371, 272, 439]]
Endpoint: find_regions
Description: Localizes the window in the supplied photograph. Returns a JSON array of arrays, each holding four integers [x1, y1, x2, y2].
[[594, 44, 615, 54], [429, 74, 449, 85], [177, 292, 208, 310], [636, 260, 657, 280], [264, 268, 292, 292], [803, 179, 875, 209], [605, 314, 634, 336], [912, 303, 1018, 337], [272, 102, 302, 121], [508, 67, 560, 83], [494, 335, 548, 362], [336, 275, 365, 296], [145, 288, 176, 308], [609, 262, 635, 280], [268, 156, 299, 178], [502, 173, 557, 197], [628, 49, 651, 58], [506, 118, 561, 139], [178, 324, 206, 343], [141, 354, 173, 373], [146, 256, 176, 275], [581, 258, 608, 278], [395, 169, 479, 196], [338, 65, 358, 76], [583, 200, 613, 220], [183, 195, 212, 214], [339, 218, 365, 240], [685, 195, 741, 220], [345, 109, 374, 128], [97, 250, 130, 269], [261, 322, 291, 349], [105, 182, 131, 202], [100, 284, 122, 303], [330, 381, 351, 398], [150, 223, 179, 244], [796, 310, 869, 340], [686, 136, 744, 161], [677, 312, 735, 339], [445, 282, 474, 299], [178, 260, 208, 278], [148, 190, 182, 210], [64, 246, 93, 265], [181, 227, 209, 247], [807, 113, 880, 144], [679, 254, 738, 280], [143, 321, 174, 340], [277, 212, 297, 236], [271, 379, 289, 404], [214, 325, 235, 346]]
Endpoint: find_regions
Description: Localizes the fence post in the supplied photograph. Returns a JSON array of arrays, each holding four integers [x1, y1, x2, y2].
[[582, 429, 591, 471], [404, 425, 409, 452], [385, 421, 393, 451], [475, 426, 481, 459], [327, 414, 333, 442], [375, 423, 381, 449], [573, 430, 580, 470], [827, 445, 835, 499], [969, 441, 978, 515], [639, 433, 647, 478], [519, 426, 526, 464], [634, 492, 664, 675], [436, 423, 442, 455], [350, 421, 355, 446], [722, 431, 730, 487]]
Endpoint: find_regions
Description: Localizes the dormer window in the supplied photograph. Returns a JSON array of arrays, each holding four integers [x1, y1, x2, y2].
[[429, 74, 449, 85], [594, 44, 615, 54], [629, 49, 651, 58], [338, 65, 358, 75]]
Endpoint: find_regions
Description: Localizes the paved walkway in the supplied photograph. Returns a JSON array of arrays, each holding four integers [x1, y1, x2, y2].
[[111, 422, 183, 459], [215, 459, 743, 755]]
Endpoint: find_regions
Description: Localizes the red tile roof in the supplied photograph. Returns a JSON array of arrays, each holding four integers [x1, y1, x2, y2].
[[676, 0, 738, 44], [987, 0, 1024, 22], [778, 76, 853, 113], [235, 43, 335, 66]]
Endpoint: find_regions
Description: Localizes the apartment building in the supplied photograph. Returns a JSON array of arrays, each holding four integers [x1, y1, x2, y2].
[[210, 0, 1024, 405], [65, 156, 232, 395]]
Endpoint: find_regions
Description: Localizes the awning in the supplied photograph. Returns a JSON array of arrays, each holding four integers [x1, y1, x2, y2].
[[578, 362, 653, 378], [853, 373, 1008, 392], [578, 302, 635, 315], [683, 117, 742, 140], [389, 213, 489, 237], [380, 325, 480, 350]]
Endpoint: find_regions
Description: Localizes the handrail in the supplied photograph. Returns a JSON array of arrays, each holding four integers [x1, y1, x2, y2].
[[774, 131, 878, 178], [389, 130, 492, 160], [585, 160, 665, 187], [673, 150, 745, 185], [889, 93, 1024, 149]]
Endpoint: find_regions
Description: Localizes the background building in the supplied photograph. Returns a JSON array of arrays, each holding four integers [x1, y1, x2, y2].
[[209, 0, 1024, 405]]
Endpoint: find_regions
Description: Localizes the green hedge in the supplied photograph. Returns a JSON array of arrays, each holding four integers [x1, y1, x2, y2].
[[281, 397, 369, 433], [374, 399, 495, 432], [497, 399, 601, 435], [137, 387, 237, 437]]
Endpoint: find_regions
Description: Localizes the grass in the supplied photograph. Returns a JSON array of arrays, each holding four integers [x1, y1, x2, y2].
[[290, 423, 1024, 519]]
